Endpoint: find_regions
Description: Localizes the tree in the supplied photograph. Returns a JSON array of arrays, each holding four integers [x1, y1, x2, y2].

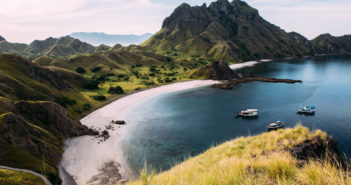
[[75, 67, 86, 74], [108, 86, 124, 94]]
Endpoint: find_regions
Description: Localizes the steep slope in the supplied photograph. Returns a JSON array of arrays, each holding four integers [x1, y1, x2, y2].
[[0, 37, 30, 56], [311, 34, 351, 54], [0, 53, 94, 184], [130, 126, 348, 185], [25, 36, 95, 58], [143, 0, 313, 62]]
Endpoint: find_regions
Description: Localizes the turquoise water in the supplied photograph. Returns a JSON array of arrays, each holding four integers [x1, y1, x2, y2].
[[122, 55, 351, 175]]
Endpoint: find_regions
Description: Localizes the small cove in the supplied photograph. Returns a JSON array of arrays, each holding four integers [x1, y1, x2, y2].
[[121, 55, 351, 176]]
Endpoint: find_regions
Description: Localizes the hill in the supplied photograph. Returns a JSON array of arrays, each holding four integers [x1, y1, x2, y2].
[[0, 53, 95, 184], [311, 34, 351, 54], [143, 0, 351, 62], [70, 32, 153, 46], [0, 36, 95, 59], [143, 0, 313, 62], [130, 126, 349, 185]]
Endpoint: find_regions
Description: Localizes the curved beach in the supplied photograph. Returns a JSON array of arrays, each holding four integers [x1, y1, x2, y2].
[[60, 60, 267, 185], [60, 80, 218, 185]]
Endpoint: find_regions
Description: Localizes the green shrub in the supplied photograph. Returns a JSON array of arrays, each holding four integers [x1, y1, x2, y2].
[[84, 79, 99, 89], [75, 67, 86, 74], [91, 95, 106, 101], [90, 66, 102, 73], [83, 103, 91, 111], [55, 96, 76, 108], [108, 86, 124, 94]]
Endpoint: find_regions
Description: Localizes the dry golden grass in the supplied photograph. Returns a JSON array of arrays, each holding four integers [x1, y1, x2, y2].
[[127, 126, 351, 185], [0, 169, 45, 185]]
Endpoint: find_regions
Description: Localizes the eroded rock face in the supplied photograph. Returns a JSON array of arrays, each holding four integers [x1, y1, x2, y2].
[[290, 136, 340, 162], [0, 113, 61, 163], [14, 101, 95, 139], [209, 61, 238, 80], [191, 61, 238, 80], [0, 100, 97, 173]]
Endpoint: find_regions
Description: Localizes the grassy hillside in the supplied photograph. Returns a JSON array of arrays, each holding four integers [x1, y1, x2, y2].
[[143, 0, 313, 62], [0, 53, 95, 184], [32, 45, 215, 106], [0, 169, 45, 185], [0, 36, 95, 59], [312, 34, 351, 54], [143, 0, 351, 63], [129, 126, 349, 185]]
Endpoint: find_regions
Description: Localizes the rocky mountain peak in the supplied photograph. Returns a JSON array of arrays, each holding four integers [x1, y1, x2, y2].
[[209, 0, 232, 15], [0, 36, 5, 41]]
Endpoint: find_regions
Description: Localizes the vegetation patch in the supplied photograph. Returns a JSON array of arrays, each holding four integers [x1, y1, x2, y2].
[[0, 169, 45, 185], [129, 126, 349, 185]]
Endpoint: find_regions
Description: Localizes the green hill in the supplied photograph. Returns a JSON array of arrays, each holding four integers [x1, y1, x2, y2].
[[142, 0, 313, 62], [0, 53, 94, 184], [130, 126, 349, 185], [0, 36, 95, 59], [311, 34, 351, 54], [143, 0, 351, 62]]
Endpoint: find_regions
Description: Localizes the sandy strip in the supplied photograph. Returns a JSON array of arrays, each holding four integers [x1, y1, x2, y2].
[[60, 80, 219, 185], [229, 59, 273, 70], [60, 59, 279, 184], [81, 80, 219, 129]]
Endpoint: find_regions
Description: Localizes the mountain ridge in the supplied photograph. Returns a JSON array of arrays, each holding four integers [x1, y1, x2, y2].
[[0, 36, 95, 59], [143, 0, 351, 62]]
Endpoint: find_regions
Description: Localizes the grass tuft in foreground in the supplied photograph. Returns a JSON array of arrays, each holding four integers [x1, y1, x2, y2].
[[128, 126, 350, 185]]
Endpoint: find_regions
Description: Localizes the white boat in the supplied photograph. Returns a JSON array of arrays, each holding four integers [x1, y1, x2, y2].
[[237, 109, 259, 117], [268, 120, 285, 129], [297, 106, 316, 115]]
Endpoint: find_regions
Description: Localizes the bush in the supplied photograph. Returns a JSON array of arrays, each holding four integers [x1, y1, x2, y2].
[[91, 95, 106, 101], [164, 77, 172, 83], [108, 86, 124, 94], [83, 103, 91, 111], [84, 79, 99, 89], [48, 173, 62, 185], [75, 67, 86, 74], [90, 66, 102, 73], [56, 96, 76, 108]]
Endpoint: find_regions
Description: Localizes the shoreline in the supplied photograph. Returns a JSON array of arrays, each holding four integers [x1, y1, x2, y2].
[[60, 54, 349, 184], [60, 80, 219, 185]]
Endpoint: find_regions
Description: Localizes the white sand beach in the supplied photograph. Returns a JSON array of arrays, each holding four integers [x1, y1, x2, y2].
[[60, 80, 219, 185], [60, 60, 274, 185]]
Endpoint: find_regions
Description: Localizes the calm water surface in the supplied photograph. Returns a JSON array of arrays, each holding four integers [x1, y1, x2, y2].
[[121, 55, 351, 175]]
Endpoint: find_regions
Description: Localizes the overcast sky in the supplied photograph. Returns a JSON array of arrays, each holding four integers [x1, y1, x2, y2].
[[0, 0, 350, 43]]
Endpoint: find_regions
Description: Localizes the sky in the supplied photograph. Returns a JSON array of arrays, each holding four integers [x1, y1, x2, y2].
[[0, 0, 350, 43]]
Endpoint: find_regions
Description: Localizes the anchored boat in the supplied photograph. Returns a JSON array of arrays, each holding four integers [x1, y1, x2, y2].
[[237, 109, 259, 118], [297, 106, 316, 115], [268, 120, 285, 129]]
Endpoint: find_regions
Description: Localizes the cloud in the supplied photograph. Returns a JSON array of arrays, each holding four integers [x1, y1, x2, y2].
[[246, 0, 351, 39], [0, 0, 172, 43], [0, 0, 350, 43]]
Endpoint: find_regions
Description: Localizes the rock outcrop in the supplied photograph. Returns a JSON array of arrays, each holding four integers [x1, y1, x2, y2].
[[14, 101, 95, 139], [212, 76, 302, 89], [144, 0, 313, 62], [290, 135, 340, 162], [190, 61, 238, 80]]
